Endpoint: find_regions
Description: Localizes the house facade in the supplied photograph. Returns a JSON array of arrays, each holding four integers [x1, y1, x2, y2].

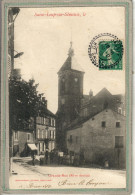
[[13, 112, 56, 156], [12, 117, 36, 157], [35, 114, 56, 155], [13, 129, 35, 157], [66, 109, 126, 169]]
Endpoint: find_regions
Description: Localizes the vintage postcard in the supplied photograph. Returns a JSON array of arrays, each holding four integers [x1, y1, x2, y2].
[[0, 0, 132, 194]]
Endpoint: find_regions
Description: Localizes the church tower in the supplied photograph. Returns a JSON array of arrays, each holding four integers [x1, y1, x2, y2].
[[56, 42, 85, 151]]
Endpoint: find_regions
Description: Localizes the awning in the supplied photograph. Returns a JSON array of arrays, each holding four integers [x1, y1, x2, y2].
[[28, 144, 37, 151]]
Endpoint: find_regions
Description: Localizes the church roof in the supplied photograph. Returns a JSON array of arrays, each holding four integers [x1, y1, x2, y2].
[[66, 88, 125, 130], [81, 88, 112, 107], [58, 42, 84, 73], [94, 88, 112, 98]]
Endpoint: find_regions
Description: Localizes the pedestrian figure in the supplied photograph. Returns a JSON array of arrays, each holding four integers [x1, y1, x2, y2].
[[71, 155, 75, 166], [45, 150, 49, 164], [104, 160, 109, 169], [31, 151, 35, 166], [58, 152, 60, 165], [74, 153, 79, 166], [40, 155, 42, 165], [50, 150, 54, 164], [79, 151, 84, 166]]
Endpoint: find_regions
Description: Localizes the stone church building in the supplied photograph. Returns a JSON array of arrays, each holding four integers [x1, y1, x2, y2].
[[56, 42, 125, 168], [56, 42, 84, 150]]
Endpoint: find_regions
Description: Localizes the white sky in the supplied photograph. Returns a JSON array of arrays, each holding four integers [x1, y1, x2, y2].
[[14, 7, 125, 113]]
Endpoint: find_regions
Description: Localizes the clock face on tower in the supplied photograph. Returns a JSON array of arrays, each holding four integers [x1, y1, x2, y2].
[[74, 77, 78, 82], [62, 78, 65, 82]]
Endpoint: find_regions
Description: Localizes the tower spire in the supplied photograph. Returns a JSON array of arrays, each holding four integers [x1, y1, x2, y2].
[[70, 41, 72, 48], [71, 26, 72, 43], [68, 41, 74, 56]]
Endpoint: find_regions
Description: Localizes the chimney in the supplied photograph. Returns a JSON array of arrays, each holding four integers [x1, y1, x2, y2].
[[42, 97, 47, 109], [42, 97, 45, 102], [89, 89, 93, 100], [11, 68, 21, 81]]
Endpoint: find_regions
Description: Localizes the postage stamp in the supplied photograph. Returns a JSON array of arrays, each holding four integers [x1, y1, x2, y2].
[[88, 33, 123, 70], [98, 40, 123, 70]]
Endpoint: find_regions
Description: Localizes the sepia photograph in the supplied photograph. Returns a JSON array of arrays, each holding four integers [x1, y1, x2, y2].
[[0, 1, 132, 193]]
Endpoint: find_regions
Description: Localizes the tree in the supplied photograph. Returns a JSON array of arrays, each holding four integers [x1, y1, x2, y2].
[[9, 77, 47, 130]]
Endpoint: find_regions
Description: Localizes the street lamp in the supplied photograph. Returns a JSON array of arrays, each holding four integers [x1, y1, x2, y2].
[[14, 51, 24, 58]]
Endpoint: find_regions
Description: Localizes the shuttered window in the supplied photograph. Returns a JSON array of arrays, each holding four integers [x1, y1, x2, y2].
[[115, 136, 124, 148]]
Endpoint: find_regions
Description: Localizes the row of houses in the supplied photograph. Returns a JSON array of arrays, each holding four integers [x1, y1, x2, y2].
[[12, 114, 56, 157]]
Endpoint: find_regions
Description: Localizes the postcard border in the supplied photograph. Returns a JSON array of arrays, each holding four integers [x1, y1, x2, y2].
[[0, 0, 132, 194]]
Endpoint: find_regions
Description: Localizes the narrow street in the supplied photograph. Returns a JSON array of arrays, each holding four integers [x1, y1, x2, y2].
[[9, 157, 126, 189]]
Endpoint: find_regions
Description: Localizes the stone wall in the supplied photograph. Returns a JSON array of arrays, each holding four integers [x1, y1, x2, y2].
[[66, 109, 126, 169]]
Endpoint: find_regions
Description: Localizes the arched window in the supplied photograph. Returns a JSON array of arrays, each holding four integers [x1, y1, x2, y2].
[[74, 77, 79, 92], [61, 77, 65, 94]]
